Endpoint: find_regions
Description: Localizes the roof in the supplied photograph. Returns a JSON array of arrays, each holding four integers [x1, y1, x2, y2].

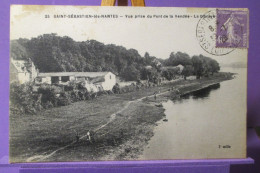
[[144, 65, 153, 69], [176, 64, 184, 67], [161, 66, 180, 70], [11, 59, 28, 73], [38, 72, 111, 78], [91, 76, 105, 84]]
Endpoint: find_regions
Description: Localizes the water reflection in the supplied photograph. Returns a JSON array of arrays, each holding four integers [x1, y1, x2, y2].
[[182, 83, 221, 100]]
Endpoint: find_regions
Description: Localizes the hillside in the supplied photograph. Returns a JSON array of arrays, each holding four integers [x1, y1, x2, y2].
[[10, 33, 220, 81], [11, 34, 157, 81]]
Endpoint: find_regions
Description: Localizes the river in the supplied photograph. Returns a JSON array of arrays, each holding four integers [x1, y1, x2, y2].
[[140, 67, 247, 160]]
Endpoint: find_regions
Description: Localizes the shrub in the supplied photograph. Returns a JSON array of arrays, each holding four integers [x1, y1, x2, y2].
[[67, 80, 86, 90], [84, 90, 91, 100], [37, 84, 61, 106], [64, 85, 74, 91], [57, 92, 71, 106], [11, 78, 146, 116], [112, 83, 121, 94], [10, 82, 69, 115], [96, 90, 108, 96], [10, 82, 41, 114], [70, 90, 80, 102], [44, 101, 54, 109]]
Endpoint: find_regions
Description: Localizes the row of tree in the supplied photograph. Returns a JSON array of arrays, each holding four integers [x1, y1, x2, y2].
[[162, 52, 220, 79], [11, 34, 220, 82], [142, 53, 220, 81]]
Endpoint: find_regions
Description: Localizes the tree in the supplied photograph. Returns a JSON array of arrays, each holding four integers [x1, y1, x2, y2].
[[144, 52, 153, 65], [192, 55, 220, 78], [209, 59, 220, 75], [191, 55, 204, 79], [141, 67, 158, 81], [165, 52, 192, 66], [121, 65, 141, 81], [182, 65, 194, 80], [161, 68, 180, 81], [162, 70, 172, 81]]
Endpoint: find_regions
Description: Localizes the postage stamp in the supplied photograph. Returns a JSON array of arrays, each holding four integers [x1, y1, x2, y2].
[[196, 10, 234, 56], [216, 9, 249, 48]]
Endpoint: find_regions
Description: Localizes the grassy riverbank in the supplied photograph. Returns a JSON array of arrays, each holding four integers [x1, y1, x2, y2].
[[10, 72, 234, 162]]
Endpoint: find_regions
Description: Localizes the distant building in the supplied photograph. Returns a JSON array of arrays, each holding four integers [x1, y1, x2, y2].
[[152, 59, 162, 68], [144, 65, 153, 70], [161, 64, 184, 74], [36, 72, 116, 91], [10, 59, 38, 84], [176, 64, 184, 72]]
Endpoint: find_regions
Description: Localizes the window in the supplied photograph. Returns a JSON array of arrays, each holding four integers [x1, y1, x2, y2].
[[61, 76, 70, 82], [110, 75, 112, 79], [76, 77, 85, 81], [51, 76, 59, 84]]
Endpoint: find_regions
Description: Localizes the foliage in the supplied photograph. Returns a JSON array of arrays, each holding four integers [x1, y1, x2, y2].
[[10, 82, 90, 115], [10, 82, 42, 114], [182, 65, 194, 80], [56, 92, 71, 106], [37, 84, 62, 107], [164, 52, 192, 66], [140, 67, 158, 81], [121, 64, 141, 81], [11, 34, 147, 81], [112, 83, 121, 94], [161, 68, 180, 81], [191, 55, 220, 79]]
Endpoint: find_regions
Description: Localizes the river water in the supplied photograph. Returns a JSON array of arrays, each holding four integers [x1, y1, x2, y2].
[[140, 68, 247, 160]]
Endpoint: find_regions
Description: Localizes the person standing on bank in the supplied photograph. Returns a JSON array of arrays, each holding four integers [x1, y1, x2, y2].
[[86, 130, 92, 143]]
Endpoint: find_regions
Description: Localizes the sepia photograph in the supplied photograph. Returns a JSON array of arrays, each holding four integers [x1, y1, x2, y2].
[[9, 5, 248, 162]]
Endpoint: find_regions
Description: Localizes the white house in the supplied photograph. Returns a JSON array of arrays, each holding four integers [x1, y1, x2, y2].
[[10, 59, 38, 84], [176, 64, 184, 72], [161, 64, 184, 74], [36, 72, 116, 91]]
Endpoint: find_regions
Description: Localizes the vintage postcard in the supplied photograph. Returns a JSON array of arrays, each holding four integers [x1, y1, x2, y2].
[[10, 5, 248, 162]]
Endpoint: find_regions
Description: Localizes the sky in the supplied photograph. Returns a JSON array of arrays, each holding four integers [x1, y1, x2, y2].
[[10, 5, 247, 65]]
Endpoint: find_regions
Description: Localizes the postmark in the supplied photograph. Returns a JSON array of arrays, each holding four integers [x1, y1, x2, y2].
[[216, 9, 249, 48], [196, 10, 234, 56]]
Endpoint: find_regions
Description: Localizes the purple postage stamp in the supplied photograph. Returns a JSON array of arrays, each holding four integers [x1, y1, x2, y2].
[[216, 9, 249, 48]]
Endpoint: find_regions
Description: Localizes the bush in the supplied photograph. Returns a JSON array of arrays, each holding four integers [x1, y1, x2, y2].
[[112, 83, 121, 94], [84, 90, 91, 100], [97, 90, 108, 96], [10, 82, 41, 114], [57, 92, 71, 106], [70, 90, 80, 102], [10, 82, 67, 115], [11, 79, 144, 116], [37, 84, 62, 107], [66, 80, 86, 91]]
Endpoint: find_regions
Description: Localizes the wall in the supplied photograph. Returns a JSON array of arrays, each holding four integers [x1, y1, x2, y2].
[[17, 72, 30, 84], [30, 62, 38, 81], [102, 72, 116, 90], [41, 77, 51, 84]]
